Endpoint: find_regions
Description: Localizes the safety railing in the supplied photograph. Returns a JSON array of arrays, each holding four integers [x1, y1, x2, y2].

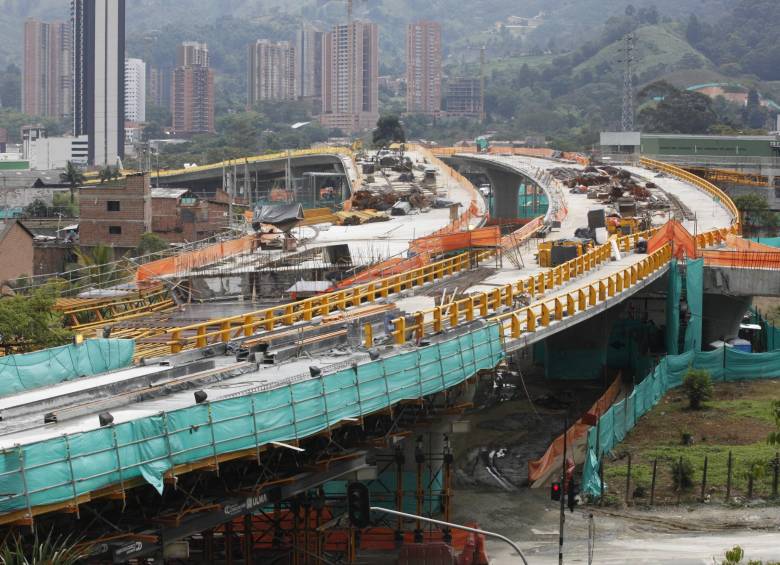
[[493, 245, 673, 342], [165, 250, 477, 353], [62, 289, 175, 330], [702, 249, 780, 269], [388, 229, 656, 345], [640, 157, 741, 231]]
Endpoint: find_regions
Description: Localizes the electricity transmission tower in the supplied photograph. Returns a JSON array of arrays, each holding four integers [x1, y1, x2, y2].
[[619, 33, 635, 131]]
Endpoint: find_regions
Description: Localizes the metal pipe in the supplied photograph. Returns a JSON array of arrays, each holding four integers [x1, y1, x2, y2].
[[369, 507, 529, 565]]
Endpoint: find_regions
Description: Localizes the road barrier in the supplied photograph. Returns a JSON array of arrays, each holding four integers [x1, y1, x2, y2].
[[640, 157, 741, 231], [390, 230, 657, 345]]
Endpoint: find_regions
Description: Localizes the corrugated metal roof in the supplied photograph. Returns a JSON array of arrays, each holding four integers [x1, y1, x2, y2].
[[151, 188, 192, 199]]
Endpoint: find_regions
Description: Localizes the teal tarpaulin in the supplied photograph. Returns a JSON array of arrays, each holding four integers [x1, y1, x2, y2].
[[0, 325, 503, 514], [0, 339, 135, 398], [665, 259, 681, 355], [684, 258, 704, 352]]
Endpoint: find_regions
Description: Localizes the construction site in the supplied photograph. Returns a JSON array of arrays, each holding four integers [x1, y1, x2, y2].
[[3, 140, 780, 564]]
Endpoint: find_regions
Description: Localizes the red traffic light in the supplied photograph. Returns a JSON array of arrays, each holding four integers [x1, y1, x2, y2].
[[551, 482, 562, 501]]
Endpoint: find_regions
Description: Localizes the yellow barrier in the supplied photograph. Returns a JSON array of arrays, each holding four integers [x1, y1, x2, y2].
[[640, 157, 741, 232], [85, 146, 356, 185], [493, 244, 673, 342], [390, 229, 656, 345], [164, 250, 477, 353]]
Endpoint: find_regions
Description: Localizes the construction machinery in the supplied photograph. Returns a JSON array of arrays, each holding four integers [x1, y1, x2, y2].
[[606, 215, 648, 236], [537, 238, 594, 268]]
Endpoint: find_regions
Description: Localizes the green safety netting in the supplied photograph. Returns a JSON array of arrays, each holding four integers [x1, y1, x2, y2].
[[583, 347, 780, 495], [749, 308, 780, 352], [0, 325, 503, 515], [683, 258, 704, 352], [0, 339, 135, 398], [665, 259, 681, 355]]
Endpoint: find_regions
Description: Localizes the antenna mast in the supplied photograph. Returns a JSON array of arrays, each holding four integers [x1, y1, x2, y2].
[[480, 46, 486, 124]]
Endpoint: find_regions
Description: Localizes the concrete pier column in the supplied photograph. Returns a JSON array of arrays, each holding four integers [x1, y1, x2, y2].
[[702, 293, 752, 346], [484, 168, 524, 221]]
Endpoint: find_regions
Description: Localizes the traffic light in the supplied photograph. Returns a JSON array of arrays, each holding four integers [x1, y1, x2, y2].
[[347, 482, 371, 528], [550, 481, 562, 501], [568, 480, 579, 513]]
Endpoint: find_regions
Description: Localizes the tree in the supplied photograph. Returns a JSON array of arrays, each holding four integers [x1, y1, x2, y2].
[[733, 194, 778, 230], [637, 86, 717, 134], [136, 232, 170, 257], [0, 283, 72, 352], [52, 192, 79, 218], [372, 115, 406, 148], [59, 161, 86, 204], [682, 368, 713, 410], [23, 199, 49, 218]]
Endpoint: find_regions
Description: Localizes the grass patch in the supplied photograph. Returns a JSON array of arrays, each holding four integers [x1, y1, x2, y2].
[[597, 380, 780, 504]]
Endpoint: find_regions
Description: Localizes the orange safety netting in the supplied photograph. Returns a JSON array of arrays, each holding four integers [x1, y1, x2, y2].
[[410, 226, 501, 255], [335, 253, 430, 289], [702, 249, 780, 269], [724, 235, 779, 253], [646, 220, 696, 260], [528, 375, 622, 486], [136, 235, 257, 282]]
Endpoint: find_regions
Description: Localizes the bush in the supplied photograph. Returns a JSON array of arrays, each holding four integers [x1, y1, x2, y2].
[[682, 368, 713, 410], [671, 457, 694, 491]]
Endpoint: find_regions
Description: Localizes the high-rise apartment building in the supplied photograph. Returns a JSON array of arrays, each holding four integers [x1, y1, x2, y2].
[[177, 42, 209, 68], [247, 40, 296, 106], [73, 0, 126, 166], [445, 77, 482, 117], [321, 21, 379, 134], [406, 21, 442, 115], [22, 19, 73, 120], [147, 66, 171, 108], [294, 24, 324, 105], [124, 58, 146, 123], [171, 42, 214, 135]]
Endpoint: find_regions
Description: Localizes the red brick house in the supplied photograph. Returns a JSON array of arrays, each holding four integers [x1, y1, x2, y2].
[[79, 173, 152, 253]]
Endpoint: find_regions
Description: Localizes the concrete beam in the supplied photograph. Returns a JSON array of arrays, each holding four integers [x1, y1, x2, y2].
[[704, 266, 780, 297]]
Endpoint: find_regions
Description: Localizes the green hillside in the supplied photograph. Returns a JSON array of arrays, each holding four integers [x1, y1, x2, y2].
[[574, 24, 712, 79]]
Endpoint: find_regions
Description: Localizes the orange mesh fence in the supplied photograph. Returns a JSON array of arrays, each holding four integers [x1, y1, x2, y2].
[[136, 235, 257, 282], [647, 220, 696, 260], [724, 235, 779, 253], [335, 254, 430, 289], [528, 375, 622, 486], [410, 226, 501, 255], [702, 250, 780, 269]]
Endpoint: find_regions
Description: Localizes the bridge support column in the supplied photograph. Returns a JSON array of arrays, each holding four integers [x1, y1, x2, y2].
[[484, 168, 524, 221], [702, 293, 752, 346]]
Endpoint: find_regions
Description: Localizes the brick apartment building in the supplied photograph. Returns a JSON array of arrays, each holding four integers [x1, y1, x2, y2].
[[151, 188, 231, 242], [79, 172, 152, 252]]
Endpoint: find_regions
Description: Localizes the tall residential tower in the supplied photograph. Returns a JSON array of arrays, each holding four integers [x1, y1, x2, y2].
[[124, 58, 146, 123], [171, 42, 215, 135], [321, 21, 379, 134], [406, 21, 442, 115], [294, 24, 324, 107], [72, 0, 126, 166], [22, 19, 73, 120], [247, 40, 296, 106]]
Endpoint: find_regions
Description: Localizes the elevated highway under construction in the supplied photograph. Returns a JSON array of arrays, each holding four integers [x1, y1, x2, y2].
[[3, 144, 779, 564]]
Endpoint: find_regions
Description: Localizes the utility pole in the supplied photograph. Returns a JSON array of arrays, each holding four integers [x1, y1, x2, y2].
[[559, 416, 567, 565], [619, 33, 635, 132], [480, 46, 486, 124]]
